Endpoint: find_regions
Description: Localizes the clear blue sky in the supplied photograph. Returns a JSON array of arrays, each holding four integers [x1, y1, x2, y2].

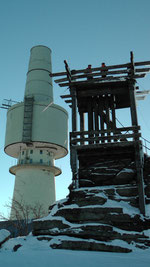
[[0, 0, 150, 217]]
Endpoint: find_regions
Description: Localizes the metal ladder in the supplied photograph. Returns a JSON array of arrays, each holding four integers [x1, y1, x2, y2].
[[22, 97, 34, 143]]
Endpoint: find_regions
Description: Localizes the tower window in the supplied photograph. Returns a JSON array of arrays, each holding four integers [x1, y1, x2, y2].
[[22, 151, 24, 155], [40, 150, 43, 154], [30, 150, 33, 154]]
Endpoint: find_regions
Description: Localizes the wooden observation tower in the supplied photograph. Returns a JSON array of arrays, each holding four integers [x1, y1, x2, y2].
[[51, 52, 150, 215]]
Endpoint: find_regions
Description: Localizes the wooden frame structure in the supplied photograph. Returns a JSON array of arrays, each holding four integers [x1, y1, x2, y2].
[[51, 52, 150, 215]]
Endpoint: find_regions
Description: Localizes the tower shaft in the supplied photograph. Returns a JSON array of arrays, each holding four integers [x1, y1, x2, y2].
[[5, 46, 68, 219]]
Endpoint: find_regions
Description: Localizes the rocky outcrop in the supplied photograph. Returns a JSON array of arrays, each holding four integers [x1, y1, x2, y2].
[[33, 184, 150, 253], [32, 156, 150, 253]]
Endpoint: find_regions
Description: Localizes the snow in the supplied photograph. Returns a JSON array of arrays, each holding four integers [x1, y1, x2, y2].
[[0, 234, 150, 267], [117, 168, 134, 175], [0, 229, 10, 243]]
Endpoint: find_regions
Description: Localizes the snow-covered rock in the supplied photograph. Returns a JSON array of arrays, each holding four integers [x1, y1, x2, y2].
[[0, 229, 10, 247]]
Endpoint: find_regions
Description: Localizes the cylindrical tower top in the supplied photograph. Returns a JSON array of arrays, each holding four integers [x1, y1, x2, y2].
[[24, 45, 53, 104]]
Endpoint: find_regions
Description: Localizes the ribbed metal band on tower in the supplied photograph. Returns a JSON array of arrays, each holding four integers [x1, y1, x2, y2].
[[4, 45, 68, 219]]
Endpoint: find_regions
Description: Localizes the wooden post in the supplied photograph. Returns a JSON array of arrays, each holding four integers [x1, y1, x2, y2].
[[70, 147, 79, 189], [110, 95, 116, 130], [129, 81, 139, 135], [110, 95, 117, 142], [129, 51, 139, 138], [80, 110, 85, 145], [71, 87, 77, 132], [135, 141, 145, 215], [70, 87, 78, 188], [129, 80, 145, 215], [94, 97, 99, 144], [88, 97, 94, 144], [99, 97, 105, 143], [105, 95, 111, 142]]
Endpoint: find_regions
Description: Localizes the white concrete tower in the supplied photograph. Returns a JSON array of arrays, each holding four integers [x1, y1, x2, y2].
[[4, 45, 68, 219]]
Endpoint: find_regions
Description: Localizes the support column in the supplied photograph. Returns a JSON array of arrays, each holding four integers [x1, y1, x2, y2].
[[129, 80, 145, 215], [71, 87, 77, 132], [99, 96, 105, 143], [105, 95, 111, 142], [80, 110, 85, 145], [129, 81, 139, 134], [94, 97, 99, 144], [70, 87, 78, 189], [88, 97, 94, 144], [135, 141, 145, 215]]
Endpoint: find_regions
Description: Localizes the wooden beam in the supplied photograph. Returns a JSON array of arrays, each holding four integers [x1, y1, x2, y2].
[[55, 69, 148, 84], [65, 100, 72, 103], [64, 60, 72, 82], [135, 60, 150, 66], [73, 140, 136, 150], [135, 67, 150, 73], [50, 60, 150, 78], [70, 133, 141, 144], [50, 71, 67, 77], [60, 94, 71, 99], [58, 74, 145, 87], [71, 87, 77, 132], [54, 69, 129, 83], [70, 126, 140, 136], [134, 141, 145, 215]]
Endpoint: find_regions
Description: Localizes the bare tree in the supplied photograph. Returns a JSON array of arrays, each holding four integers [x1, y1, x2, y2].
[[0, 199, 47, 236]]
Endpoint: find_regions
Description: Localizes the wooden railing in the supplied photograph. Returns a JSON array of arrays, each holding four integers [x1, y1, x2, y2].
[[70, 126, 141, 146]]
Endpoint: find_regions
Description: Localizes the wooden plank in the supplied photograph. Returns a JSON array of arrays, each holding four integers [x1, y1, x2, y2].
[[65, 100, 72, 103], [135, 60, 150, 66], [50, 60, 150, 78], [50, 71, 67, 77], [60, 94, 71, 99], [54, 69, 129, 83], [70, 133, 141, 144], [133, 74, 146, 79], [58, 74, 145, 87], [70, 126, 140, 136], [70, 63, 130, 74], [135, 67, 150, 73], [73, 140, 136, 150]]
